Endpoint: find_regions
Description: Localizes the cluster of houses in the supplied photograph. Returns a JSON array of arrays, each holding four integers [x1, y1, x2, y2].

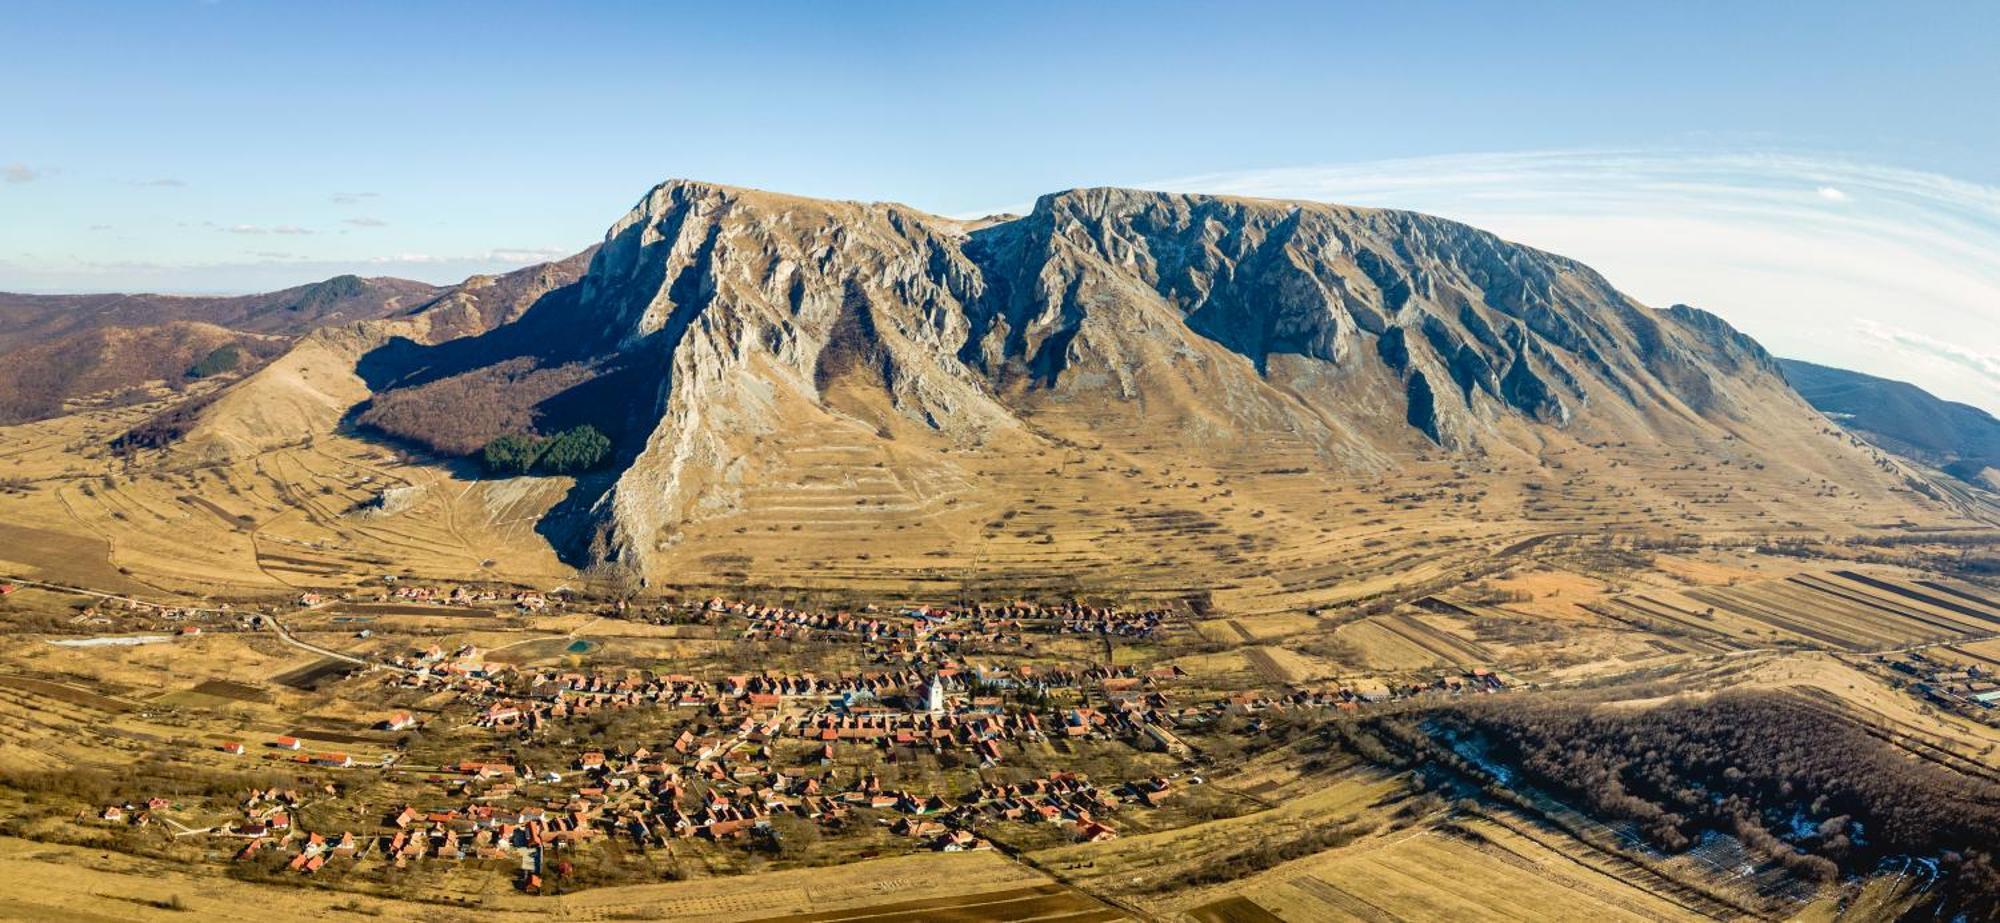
[[1883, 653, 2000, 713], [136, 743, 1151, 880], [697, 596, 1179, 646], [798, 708, 1039, 766], [1180, 669, 1512, 724], [303, 584, 554, 613], [96, 796, 175, 827], [99, 786, 310, 842], [79, 664, 1521, 889], [63, 595, 224, 633], [958, 771, 1137, 841], [387, 644, 510, 684], [77, 580, 1531, 887], [450, 656, 1199, 771], [721, 600, 970, 645]]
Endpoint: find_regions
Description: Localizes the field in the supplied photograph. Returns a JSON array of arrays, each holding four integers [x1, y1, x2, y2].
[[1181, 818, 1713, 923], [4, 348, 2000, 920], [5, 358, 1986, 619], [0, 837, 1117, 923], [1590, 570, 2000, 653]]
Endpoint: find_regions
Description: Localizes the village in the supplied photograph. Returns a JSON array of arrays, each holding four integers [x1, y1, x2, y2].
[[63, 581, 1516, 896]]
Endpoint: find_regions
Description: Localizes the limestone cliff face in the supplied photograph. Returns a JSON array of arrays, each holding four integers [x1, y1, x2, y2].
[[977, 188, 1777, 445], [546, 180, 1835, 571], [570, 181, 1020, 565]]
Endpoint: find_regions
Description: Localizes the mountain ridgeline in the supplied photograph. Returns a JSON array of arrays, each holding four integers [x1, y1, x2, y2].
[[315, 180, 1887, 573]]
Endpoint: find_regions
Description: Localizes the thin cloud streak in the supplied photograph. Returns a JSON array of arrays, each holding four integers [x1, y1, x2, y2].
[[1855, 320, 2000, 391], [215, 223, 315, 236]]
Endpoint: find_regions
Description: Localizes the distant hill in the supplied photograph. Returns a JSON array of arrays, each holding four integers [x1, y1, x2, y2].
[[1779, 358, 2000, 484], [0, 258, 595, 427], [0, 322, 291, 424], [0, 275, 440, 425], [0, 274, 441, 354]]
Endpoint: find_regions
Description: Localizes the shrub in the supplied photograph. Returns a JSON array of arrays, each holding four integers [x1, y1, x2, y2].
[[185, 344, 243, 378], [1409, 692, 2000, 917]]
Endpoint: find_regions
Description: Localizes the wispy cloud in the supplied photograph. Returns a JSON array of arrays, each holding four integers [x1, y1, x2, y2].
[[487, 247, 571, 263], [350, 247, 568, 265], [212, 222, 315, 236], [330, 191, 378, 205], [1119, 150, 2000, 413], [1855, 320, 2000, 390], [342, 217, 388, 228], [138, 177, 185, 188], [4, 163, 42, 184]]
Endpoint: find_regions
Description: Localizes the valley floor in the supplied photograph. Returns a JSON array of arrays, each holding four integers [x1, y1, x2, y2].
[[3, 397, 1999, 921]]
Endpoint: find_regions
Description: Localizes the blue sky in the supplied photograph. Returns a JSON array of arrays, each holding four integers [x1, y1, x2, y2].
[[5, 1, 2000, 408]]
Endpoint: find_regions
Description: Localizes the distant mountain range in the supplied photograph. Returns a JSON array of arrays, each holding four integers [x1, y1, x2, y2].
[[1779, 358, 2000, 486]]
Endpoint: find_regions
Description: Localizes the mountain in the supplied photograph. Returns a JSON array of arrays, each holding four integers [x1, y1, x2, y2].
[[0, 274, 441, 353], [274, 179, 1935, 576], [1779, 358, 2000, 485], [0, 275, 441, 425]]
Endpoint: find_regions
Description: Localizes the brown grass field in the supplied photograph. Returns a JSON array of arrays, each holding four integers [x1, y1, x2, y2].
[[4, 366, 2000, 920]]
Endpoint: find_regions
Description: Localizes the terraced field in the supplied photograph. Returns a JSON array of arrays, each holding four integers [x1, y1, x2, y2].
[[1593, 570, 2000, 653]]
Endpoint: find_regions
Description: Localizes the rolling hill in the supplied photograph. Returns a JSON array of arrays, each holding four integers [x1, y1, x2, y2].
[[0, 275, 440, 425], [0, 257, 599, 428], [1779, 357, 2000, 486]]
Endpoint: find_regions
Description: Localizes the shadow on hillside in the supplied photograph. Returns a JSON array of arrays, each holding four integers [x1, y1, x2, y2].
[[533, 471, 621, 569], [354, 279, 597, 392], [342, 278, 668, 568]]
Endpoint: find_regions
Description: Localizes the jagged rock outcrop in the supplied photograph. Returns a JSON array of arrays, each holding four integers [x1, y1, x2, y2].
[[507, 181, 1843, 570]]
